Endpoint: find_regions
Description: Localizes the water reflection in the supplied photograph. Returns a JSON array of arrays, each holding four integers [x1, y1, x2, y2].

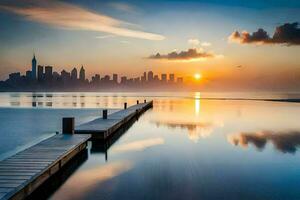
[[152, 121, 219, 142], [228, 131, 300, 153], [50, 160, 133, 200], [111, 138, 164, 153]]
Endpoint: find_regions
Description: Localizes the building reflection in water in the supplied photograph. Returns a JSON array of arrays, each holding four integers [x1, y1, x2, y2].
[[228, 130, 300, 154]]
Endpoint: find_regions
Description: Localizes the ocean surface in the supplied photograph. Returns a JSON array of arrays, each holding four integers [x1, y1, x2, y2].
[[1, 92, 300, 200]]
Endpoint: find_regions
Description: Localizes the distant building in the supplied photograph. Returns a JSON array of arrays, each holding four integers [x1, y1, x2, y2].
[[141, 72, 147, 82], [61, 70, 71, 83], [169, 74, 175, 83], [147, 71, 154, 82], [31, 54, 37, 80], [79, 66, 85, 81], [71, 68, 78, 80], [154, 75, 159, 81], [52, 72, 60, 81], [37, 65, 44, 81], [113, 74, 118, 83], [177, 77, 183, 83], [26, 70, 31, 80], [9, 72, 21, 83], [45, 66, 53, 81], [121, 76, 127, 84], [161, 74, 167, 82]]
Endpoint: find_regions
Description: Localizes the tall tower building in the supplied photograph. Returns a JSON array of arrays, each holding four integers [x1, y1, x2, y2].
[[79, 66, 85, 81], [147, 71, 154, 82], [169, 74, 175, 82], [37, 65, 44, 81], [71, 67, 78, 80], [45, 66, 53, 81], [31, 54, 37, 80], [113, 74, 118, 83]]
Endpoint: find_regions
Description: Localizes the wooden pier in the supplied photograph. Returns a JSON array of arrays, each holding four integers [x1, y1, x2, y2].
[[75, 101, 153, 139], [0, 100, 153, 199], [0, 134, 90, 200]]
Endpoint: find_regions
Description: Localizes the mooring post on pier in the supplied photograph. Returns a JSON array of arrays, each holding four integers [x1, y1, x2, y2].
[[103, 109, 108, 119], [144, 99, 146, 103], [137, 100, 139, 104], [124, 102, 127, 109], [63, 117, 75, 134]]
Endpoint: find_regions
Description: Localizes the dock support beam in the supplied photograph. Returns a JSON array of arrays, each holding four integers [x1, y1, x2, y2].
[[63, 117, 74, 134], [103, 109, 108, 119], [124, 102, 127, 109]]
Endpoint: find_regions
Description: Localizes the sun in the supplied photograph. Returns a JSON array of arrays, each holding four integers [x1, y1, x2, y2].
[[194, 73, 202, 80]]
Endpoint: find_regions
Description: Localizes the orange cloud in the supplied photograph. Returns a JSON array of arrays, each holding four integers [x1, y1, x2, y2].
[[148, 48, 218, 62], [229, 22, 300, 45], [0, 0, 165, 41]]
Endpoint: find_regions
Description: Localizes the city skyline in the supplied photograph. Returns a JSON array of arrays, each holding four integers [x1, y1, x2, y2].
[[0, 0, 300, 91], [0, 54, 185, 91]]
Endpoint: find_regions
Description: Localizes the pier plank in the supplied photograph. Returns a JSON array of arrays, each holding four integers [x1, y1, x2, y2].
[[0, 134, 90, 200], [75, 101, 153, 139]]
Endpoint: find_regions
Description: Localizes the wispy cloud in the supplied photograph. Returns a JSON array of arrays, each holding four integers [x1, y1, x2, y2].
[[188, 38, 200, 45], [112, 138, 164, 153], [109, 2, 138, 14], [95, 35, 116, 39], [229, 22, 300, 45], [0, 0, 165, 41], [148, 48, 221, 62], [201, 42, 211, 47], [188, 39, 211, 47]]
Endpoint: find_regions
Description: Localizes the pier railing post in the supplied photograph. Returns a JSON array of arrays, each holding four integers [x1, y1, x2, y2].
[[124, 102, 127, 109], [103, 109, 108, 119], [63, 117, 74, 134], [137, 100, 139, 104], [144, 99, 146, 103]]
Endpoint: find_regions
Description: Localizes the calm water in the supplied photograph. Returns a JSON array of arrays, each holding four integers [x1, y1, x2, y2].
[[1, 92, 300, 199]]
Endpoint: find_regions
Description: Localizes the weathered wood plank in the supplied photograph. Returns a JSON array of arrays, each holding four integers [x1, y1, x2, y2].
[[0, 176, 30, 180], [0, 134, 90, 200]]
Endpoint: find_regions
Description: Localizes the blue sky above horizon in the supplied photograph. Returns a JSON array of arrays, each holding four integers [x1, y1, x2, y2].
[[0, 0, 300, 90]]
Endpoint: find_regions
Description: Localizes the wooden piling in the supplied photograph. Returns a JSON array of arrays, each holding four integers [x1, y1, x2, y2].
[[62, 117, 74, 134], [124, 102, 127, 109], [137, 100, 139, 104], [103, 109, 108, 119]]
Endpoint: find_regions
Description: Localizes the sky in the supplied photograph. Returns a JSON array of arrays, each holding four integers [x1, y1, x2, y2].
[[0, 0, 300, 91]]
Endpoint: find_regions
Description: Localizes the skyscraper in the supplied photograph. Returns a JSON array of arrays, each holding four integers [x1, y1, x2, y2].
[[113, 74, 118, 83], [161, 74, 167, 82], [147, 71, 154, 82], [169, 74, 175, 83], [45, 66, 53, 81], [31, 54, 37, 80], [79, 66, 85, 81], [37, 65, 43, 81], [71, 67, 78, 80]]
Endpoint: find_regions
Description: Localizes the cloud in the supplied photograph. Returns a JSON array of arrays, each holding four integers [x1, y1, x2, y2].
[[229, 22, 300, 45], [228, 130, 300, 154], [95, 35, 116, 39], [201, 42, 212, 47], [148, 48, 217, 61], [111, 138, 164, 153], [0, 0, 165, 41], [109, 2, 137, 14], [188, 39, 211, 47], [50, 161, 133, 199], [188, 39, 200, 45]]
